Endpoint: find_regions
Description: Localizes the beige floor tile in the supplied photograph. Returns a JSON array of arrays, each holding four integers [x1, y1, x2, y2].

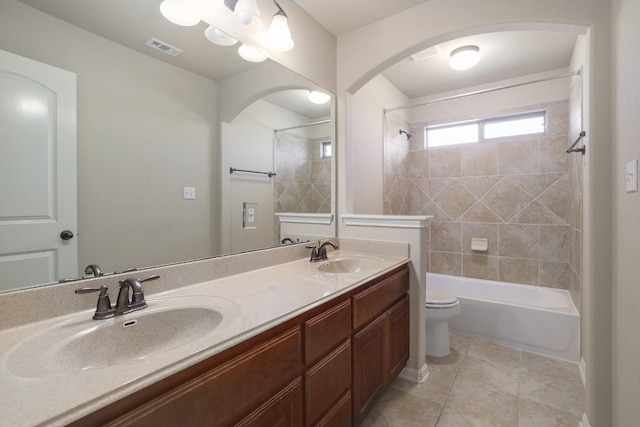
[[361, 386, 441, 427], [361, 337, 584, 427], [456, 355, 520, 396], [467, 339, 522, 369], [446, 377, 518, 427], [436, 405, 498, 427], [518, 397, 583, 427], [519, 369, 584, 417]]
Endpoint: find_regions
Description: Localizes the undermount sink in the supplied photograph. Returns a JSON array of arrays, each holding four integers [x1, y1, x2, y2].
[[316, 255, 384, 274], [4, 295, 240, 378]]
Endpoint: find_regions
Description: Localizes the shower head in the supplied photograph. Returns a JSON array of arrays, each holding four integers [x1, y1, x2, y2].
[[399, 129, 414, 140]]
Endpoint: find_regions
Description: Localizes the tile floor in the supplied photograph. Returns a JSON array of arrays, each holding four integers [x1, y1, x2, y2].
[[362, 335, 585, 427]]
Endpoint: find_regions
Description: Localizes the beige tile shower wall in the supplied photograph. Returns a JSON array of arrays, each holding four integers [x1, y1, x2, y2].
[[408, 101, 573, 290], [568, 77, 584, 311]]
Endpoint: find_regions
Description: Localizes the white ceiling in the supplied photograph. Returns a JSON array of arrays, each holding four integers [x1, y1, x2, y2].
[[17, 0, 580, 113]]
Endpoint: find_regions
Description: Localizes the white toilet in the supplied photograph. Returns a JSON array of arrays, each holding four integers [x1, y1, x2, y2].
[[425, 289, 461, 357]]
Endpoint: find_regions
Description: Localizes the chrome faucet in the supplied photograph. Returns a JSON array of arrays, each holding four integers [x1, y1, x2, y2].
[[75, 274, 160, 319], [115, 275, 160, 315], [306, 240, 339, 262]]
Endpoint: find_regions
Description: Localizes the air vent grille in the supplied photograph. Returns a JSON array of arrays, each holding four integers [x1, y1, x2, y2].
[[145, 38, 183, 57], [410, 46, 440, 61]]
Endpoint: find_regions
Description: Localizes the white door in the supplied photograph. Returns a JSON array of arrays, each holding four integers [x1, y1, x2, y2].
[[0, 49, 77, 292]]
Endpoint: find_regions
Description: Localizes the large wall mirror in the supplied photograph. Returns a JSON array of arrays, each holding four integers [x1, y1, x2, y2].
[[0, 0, 335, 292]]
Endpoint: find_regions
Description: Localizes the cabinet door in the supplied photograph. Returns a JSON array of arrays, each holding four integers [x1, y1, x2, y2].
[[352, 314, 385, 425], [386, 295, 410, 383], [305, 340, 351, 425], [236, 378, 303, 427]]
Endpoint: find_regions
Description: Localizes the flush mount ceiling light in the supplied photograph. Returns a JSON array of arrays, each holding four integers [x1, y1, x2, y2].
[[159, 0, 200, 27], [204, 26, 238, 46], [449, 45, 480, 70], [308, 91, 330, 104]]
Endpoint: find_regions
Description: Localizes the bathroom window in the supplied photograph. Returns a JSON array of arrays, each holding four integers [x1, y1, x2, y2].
[[426, 111, 546, 148], [321, 140, 332, 158]]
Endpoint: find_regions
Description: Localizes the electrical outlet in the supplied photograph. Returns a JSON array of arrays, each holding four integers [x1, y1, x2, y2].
[[243, 202, 257, 229]]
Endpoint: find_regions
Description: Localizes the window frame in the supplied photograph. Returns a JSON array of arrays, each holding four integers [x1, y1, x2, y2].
[[425, 110, 546, 148]]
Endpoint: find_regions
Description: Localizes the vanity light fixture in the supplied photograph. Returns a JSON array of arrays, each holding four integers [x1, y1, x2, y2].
[[449, 45, 480, 70], [308, 91, 331, 104], [232, 0, 263, 31], [238, 43, 268, 62], [158, 0, 295, 61], [159, 0, 200, 27], [204, 26, 238, 46], [266, 1, 294, 52]]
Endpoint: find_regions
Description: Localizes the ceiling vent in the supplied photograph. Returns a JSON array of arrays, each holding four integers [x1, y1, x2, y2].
[[144, 38, 183, 57], [410, 45, 440, 61]]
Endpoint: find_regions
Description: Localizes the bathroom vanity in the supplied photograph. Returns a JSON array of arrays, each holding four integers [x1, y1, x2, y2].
[[70, 265, 409, 426], [0, 243, 410, 427]]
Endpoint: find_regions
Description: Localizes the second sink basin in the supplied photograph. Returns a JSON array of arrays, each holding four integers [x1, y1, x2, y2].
[[4, 295, 240, 378], [316, 255, 384, 274]]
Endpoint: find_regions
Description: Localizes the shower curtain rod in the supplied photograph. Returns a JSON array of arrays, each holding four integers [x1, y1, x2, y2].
[[274, 119, 331, 133], [383, 70, 581, 114]]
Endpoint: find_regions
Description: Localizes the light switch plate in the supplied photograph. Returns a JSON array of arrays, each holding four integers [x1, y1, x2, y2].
[[626, 160, 638, 193], [183, 186, 196, 200]]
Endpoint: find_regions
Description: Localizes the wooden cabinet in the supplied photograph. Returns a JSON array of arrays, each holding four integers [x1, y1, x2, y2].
[[71, 264, 409, 427], [352, 268, 410, 425]]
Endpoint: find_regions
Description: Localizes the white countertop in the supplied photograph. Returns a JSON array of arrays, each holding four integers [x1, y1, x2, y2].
[[0, 250, 408, 427]]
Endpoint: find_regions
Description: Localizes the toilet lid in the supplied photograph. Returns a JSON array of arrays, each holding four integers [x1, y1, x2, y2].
[[426, 289, 458, 307]]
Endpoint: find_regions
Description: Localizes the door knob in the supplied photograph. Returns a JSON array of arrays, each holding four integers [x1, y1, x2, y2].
[[60, 230, 74, 240]]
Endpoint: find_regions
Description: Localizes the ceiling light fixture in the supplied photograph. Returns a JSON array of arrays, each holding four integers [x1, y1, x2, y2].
[[449, 45, 480, 70], [308, 91, 330, 104], [159, 0, 200, 27]]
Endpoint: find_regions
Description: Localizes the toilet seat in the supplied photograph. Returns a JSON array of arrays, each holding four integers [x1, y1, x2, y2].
[[426, 290, 459, 309]]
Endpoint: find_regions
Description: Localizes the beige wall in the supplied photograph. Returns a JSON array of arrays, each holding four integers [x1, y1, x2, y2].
[[612, 0, 640, 424], [0, 0, 218, 274]]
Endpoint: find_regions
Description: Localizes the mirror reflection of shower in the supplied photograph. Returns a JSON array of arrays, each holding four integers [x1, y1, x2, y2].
[[273, 119, 332, 214], [399, 129, 414, 139]]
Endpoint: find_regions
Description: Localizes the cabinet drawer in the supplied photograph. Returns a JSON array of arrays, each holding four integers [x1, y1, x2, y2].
[[305, 299, 351, 364], [352, 267, 409, 330], [313, 390, 351, 427], [236, 378, 303, 427], [305, 339, 351, 425], [110, 327, 302, 427]]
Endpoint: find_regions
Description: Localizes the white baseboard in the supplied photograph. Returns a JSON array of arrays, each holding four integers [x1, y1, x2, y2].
[[398, 363, 429, 383]]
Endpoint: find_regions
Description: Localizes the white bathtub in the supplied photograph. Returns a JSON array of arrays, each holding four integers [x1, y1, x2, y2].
[[427, 273, 580, 363]]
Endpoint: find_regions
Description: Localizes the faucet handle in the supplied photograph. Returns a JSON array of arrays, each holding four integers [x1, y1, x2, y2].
[[75, 285, 114, 320]]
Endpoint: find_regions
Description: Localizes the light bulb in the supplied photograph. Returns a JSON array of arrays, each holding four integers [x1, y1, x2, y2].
[[234, 0, 263, 31], [266, 14, 294, 52], [204, 26, 238, 46]]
